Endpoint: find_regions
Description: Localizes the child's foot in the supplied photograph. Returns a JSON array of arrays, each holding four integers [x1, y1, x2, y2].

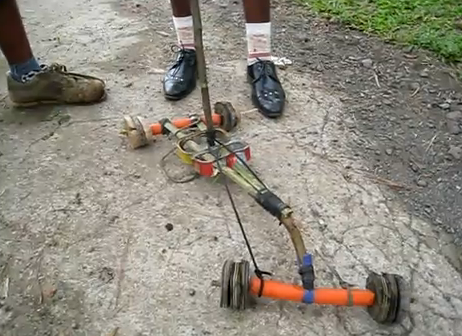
[[7, 63, 106, 107]]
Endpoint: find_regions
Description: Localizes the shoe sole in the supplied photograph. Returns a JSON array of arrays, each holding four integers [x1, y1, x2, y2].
[[250, 93, 283, 119], [9, 90, 108, 108], [163, 80, 197, 102]]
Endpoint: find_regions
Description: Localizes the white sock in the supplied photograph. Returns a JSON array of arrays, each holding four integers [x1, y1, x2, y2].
[[172, 16, 195, 50], [245, 22, 272, 65]]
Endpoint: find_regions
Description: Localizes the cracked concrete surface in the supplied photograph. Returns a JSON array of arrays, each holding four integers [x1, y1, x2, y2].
[[1, 0, 462, 335]]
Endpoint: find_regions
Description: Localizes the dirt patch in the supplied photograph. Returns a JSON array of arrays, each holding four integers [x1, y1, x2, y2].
[[272, 1, 462, 249]]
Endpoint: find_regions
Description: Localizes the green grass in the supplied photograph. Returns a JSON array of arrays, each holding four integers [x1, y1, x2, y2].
[[300, 0, 462, 63]]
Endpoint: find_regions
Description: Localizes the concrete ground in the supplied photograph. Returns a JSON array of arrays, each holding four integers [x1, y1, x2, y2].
[[1, 0, 462, 335]]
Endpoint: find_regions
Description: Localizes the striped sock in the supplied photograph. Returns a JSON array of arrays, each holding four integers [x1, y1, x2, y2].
[[9, 56, 42, 82], [173, 16, 195, 50], [246, 22, 272, 65]]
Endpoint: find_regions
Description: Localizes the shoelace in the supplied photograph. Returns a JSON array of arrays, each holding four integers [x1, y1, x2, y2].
[[20, 63, 68, 83], [251, 59, 277, 84], [168, 45, 190, 78]]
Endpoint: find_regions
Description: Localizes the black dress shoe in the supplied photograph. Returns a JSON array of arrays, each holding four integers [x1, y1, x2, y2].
[[247, 60, 286, 118], [163, 47, 197, 101]]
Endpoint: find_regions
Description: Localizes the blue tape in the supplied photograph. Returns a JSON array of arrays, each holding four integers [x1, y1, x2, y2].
[[302, 290, 314, 304], [302, 253, 312, 266]]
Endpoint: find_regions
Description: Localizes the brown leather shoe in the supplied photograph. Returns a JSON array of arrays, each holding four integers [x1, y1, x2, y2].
[[7, 63, 106, 107]]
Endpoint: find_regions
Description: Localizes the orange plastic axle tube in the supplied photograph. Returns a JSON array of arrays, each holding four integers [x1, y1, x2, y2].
[[150, 114, 222, 135], [250, 277, 375, 306]]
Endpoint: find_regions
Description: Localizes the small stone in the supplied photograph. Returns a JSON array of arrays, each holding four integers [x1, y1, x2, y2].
[[147, 68, 165, 75], [189, 289, 196, 296], [58, 114, 71, 125], [311, 64, 323, 72], [383, 99, 393, 106], [406, 56, 422, 64], [385, 148, 393, 156], [439, 103, 451, 110], [447, 120, 461, 135], [157, 31, 170, 37], [165, 223, 174, 231], [403, 46, 414, 53], [448, 145, 462, 160], [361, 58, 373, 68], [416, 179, 428, 187], [446, 111, 462, 120], [419, 71, 429, 78], [409, 82, 420, 90], [72, 322, 79, 329], [40, 284, 58, 301]]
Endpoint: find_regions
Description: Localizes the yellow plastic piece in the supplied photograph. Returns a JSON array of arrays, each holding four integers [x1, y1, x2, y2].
[[175, 144, 193, 165]]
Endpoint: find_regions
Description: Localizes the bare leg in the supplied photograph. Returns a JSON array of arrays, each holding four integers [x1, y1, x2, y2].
[[0, 0, 34, 65], [171, 0, 191, 18], [243, 0, 270, 23]]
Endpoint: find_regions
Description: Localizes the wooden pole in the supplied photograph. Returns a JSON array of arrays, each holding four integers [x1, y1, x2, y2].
[[189, 0, 215, 139]]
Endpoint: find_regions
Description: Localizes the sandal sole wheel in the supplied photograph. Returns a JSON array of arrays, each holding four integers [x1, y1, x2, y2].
[[220, 260, 234, 308], [214, 101, 241, 132], [220, 260, 251, 310], [122, 115, 151, 149], [366, 272, 409, 324]]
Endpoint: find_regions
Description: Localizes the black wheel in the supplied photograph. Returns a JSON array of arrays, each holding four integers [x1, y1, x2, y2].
[[214, 101, 241, 132]]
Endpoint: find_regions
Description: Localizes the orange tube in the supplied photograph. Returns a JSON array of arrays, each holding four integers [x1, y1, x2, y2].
[[250, 277, 375, 306], [150, 114, 222, 135], [250, 277, 305, 302]]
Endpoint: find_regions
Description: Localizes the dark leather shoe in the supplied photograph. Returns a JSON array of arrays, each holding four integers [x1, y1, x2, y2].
[[163, 47, 197, 100], [247, 60, 285, 118]]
